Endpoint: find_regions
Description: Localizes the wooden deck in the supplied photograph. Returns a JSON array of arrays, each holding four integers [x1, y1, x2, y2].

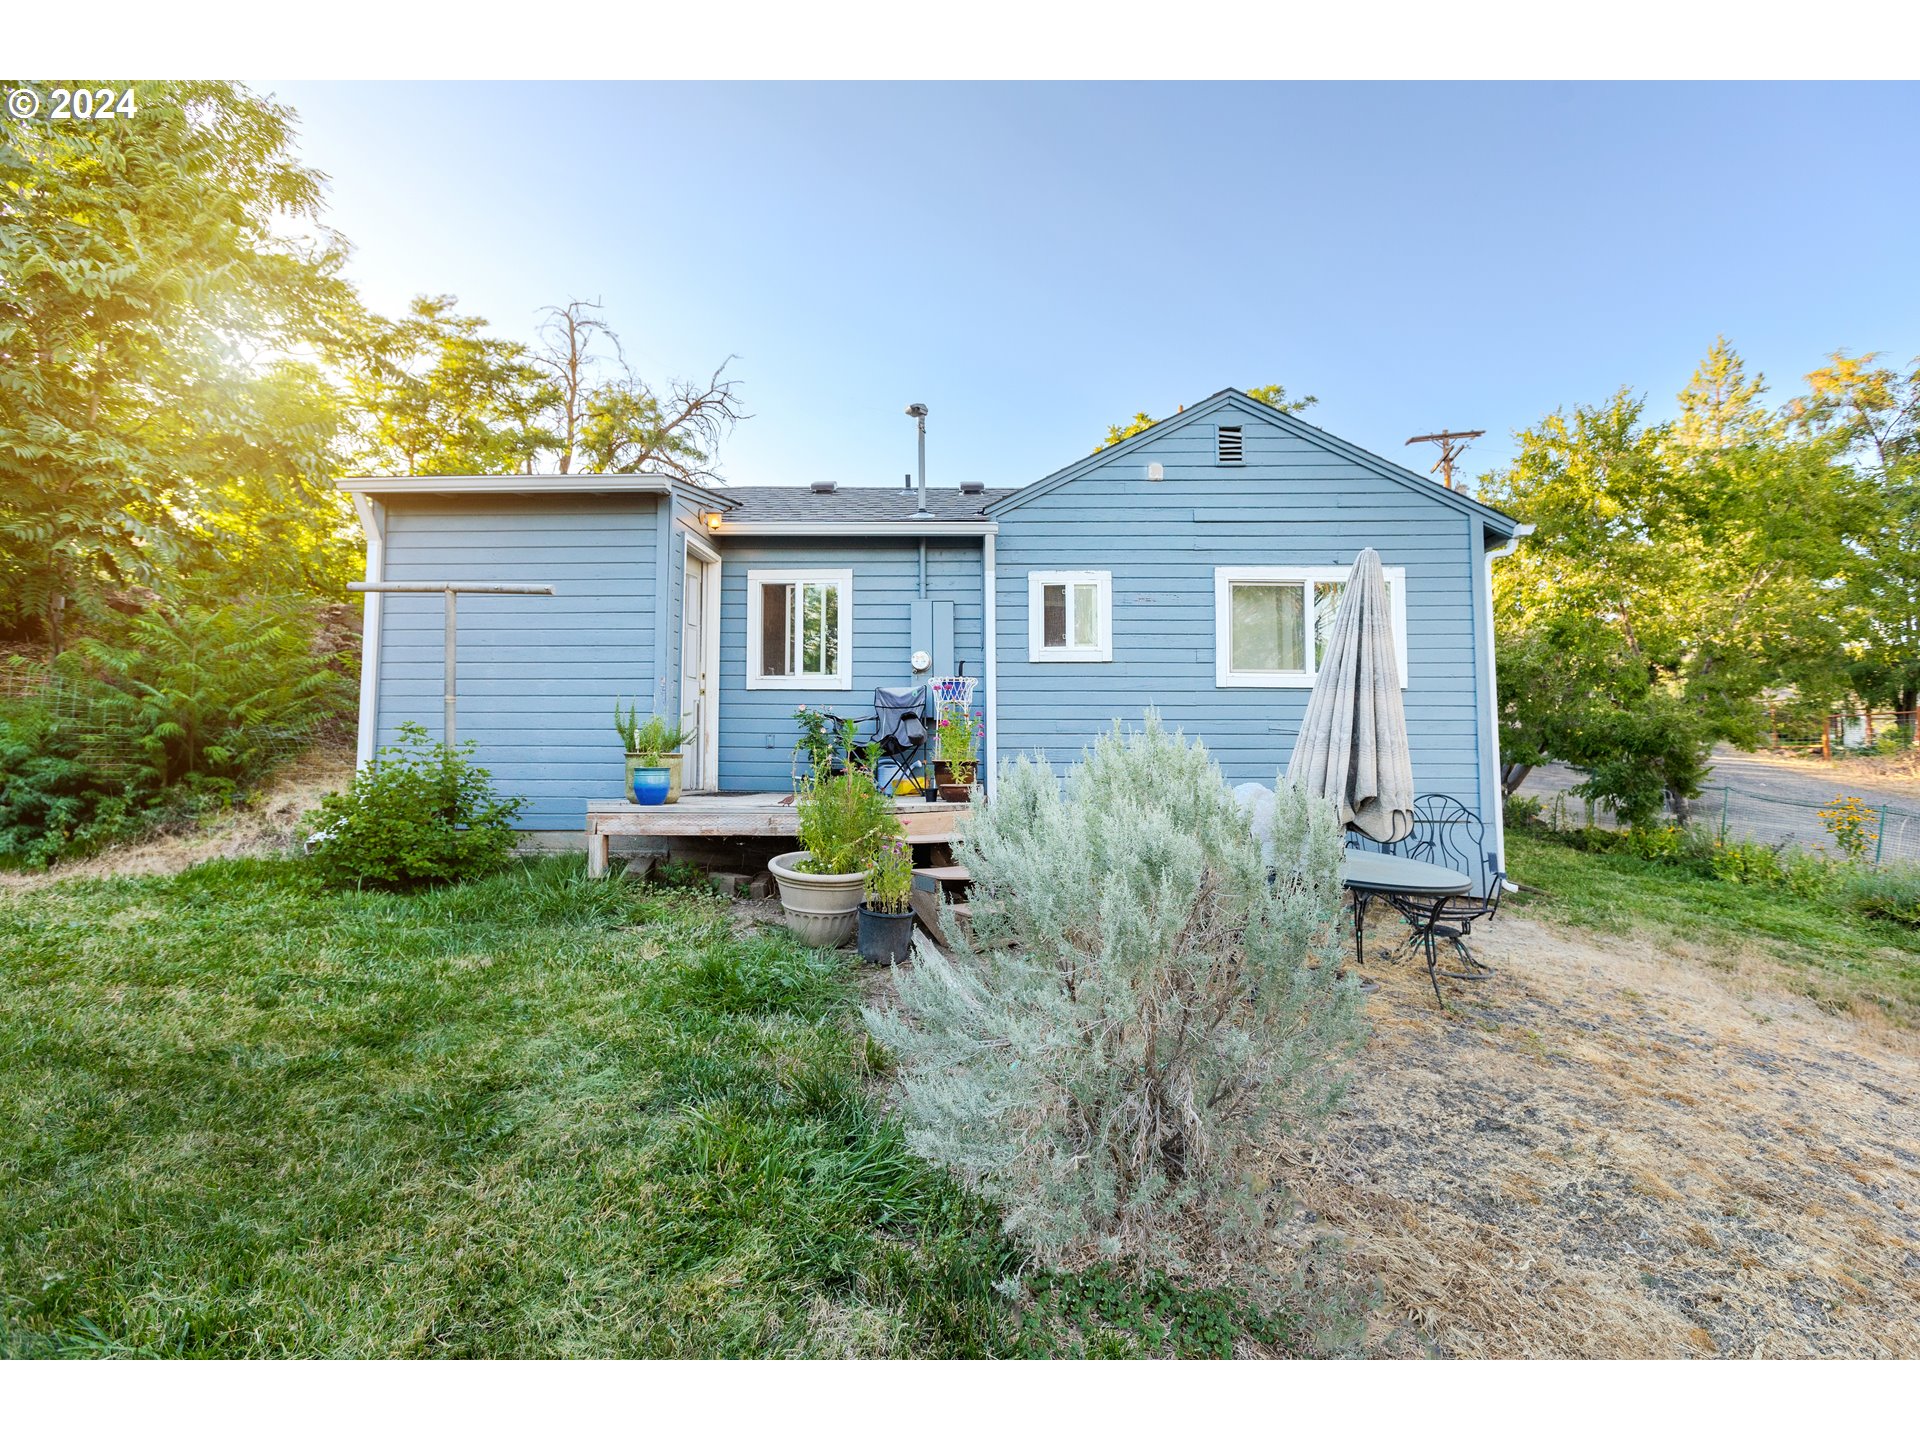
[[585, 792, 972, 877]]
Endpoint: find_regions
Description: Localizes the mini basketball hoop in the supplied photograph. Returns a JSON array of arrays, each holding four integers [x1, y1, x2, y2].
[[931, 675, 977, 710]]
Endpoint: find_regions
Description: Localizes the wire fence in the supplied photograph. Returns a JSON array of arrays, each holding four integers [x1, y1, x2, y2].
[[1760, 708, 1919, 760], [0, 662, 325, 784], [1527, 782, 1920, 867]]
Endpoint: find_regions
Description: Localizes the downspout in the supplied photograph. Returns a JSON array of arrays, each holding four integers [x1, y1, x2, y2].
[[918, 539, 927, 599], [983, 532, 998, 798], [1481, 522, 1533, 882], [350, 493, 386, 768]]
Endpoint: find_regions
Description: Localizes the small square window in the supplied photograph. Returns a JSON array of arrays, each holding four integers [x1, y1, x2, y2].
[[1028, 571, 1112, 662], [747, 569, 852, 689]]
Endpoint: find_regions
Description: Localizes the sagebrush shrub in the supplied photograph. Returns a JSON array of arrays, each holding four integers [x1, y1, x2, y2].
[[866, 713, 1365, 1284], [307, 722, 524, 888]]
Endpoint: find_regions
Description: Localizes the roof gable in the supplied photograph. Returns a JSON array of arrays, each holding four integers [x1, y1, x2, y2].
[[986, 388, 1520, 535]]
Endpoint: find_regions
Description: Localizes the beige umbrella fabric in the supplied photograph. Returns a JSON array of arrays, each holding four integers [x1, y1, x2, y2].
[[1285, 548, 1414, 844]]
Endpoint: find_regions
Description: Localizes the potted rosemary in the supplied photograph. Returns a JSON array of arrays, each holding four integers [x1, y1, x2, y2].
[[857, 834, 915, 964], [769, 769, 898, 947], [615, 700, 689, 803]]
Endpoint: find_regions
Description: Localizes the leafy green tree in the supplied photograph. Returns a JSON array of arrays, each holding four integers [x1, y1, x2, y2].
[[1485, 345, 1861, 820], [1788, 351, 1920, 730], [350, 295, 558, 476], [0, 80, 365, 644], [1672, 335, 1779, 452], [1096, 382, 1317, 450]]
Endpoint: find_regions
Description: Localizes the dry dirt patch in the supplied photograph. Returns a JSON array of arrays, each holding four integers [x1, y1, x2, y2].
[[1273, 914, 1920, 1357], [0, 742, 355, 893]]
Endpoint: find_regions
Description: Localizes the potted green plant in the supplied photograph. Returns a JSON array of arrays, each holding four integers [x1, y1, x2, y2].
[[615, 701, 690, 803], [769, 770, 898, 947], [857, 833, 916, 964], [933, 704, 982, 801]]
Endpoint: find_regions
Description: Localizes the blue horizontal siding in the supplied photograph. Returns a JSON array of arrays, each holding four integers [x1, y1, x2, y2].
[[992, 410, 1490, 823], [374, 494, 660, 829], [714, 537, 987, 791]]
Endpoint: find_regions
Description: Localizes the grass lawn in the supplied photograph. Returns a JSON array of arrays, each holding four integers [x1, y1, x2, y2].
[[0, 856, 1309, 1358], [1506, 832, 1920, 1023]]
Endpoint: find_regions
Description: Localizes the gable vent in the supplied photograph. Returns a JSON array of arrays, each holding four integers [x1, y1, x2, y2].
[[1216, 425, 1244, 464]]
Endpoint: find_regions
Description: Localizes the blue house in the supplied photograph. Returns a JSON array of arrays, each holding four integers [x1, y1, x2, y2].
[[341, 388, 1527, 881]]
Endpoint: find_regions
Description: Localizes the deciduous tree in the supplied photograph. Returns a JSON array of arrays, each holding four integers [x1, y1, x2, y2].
[[1789, 351, 1920, 731], [0, 80, 364, 644], [1485, 344, 1860, 821]]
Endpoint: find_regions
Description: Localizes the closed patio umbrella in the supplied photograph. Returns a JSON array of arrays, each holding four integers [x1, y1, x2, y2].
[[1285, 548, 1414, 844]]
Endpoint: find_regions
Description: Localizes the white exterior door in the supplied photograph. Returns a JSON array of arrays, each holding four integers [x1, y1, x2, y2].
[[679, 550, 717, 790]]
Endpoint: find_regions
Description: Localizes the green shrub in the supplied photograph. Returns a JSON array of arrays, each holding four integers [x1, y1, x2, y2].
[[1778, 849, 1836, 902], [1619, 825, 1686, 863], [1836, 863, 1920, 928], [1707, 838, 1786, 887], [306, 722, 524, 889], [71, 597, 346, 789], [867, 714, 1365, 1291], [1503, 793, 1545, 830], [0, 700, 145, 867], [1872, 727, 1912, 756]]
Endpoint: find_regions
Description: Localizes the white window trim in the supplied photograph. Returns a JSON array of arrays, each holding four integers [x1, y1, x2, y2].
[[746, 568, 853, 690], [1027, 570, 1113, 663], [1213, 564, 1409, 689]]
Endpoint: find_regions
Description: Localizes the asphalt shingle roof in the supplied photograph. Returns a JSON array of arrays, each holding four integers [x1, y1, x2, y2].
[[712, 484, 1018, 523]]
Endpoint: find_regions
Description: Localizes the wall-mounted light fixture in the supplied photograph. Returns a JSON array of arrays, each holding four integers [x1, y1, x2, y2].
[[702, 511, 723, 532]]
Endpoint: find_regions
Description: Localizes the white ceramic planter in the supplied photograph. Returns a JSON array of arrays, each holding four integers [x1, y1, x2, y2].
[[768, 850, 867, 947]]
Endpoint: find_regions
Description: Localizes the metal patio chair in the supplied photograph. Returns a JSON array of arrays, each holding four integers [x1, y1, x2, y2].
[[1385, 794, 1507, 983], [791, 685, 936, 801]]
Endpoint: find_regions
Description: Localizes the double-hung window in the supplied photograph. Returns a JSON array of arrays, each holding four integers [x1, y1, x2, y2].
[[1213, 565, 1407, 687], [747, 569, 852, 689], [1028, 570, 1112, 662]]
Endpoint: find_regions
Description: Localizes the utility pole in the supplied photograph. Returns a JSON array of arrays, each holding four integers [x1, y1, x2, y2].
[[1405, 429, 1485, 491]]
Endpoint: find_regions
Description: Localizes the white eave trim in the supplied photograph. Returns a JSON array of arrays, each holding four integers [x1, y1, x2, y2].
[[336, 475, 678, 496], [716, 521, 998, 537]]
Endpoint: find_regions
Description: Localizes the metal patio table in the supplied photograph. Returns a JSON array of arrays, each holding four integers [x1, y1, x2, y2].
[[1339, 850, 1474, 1005]]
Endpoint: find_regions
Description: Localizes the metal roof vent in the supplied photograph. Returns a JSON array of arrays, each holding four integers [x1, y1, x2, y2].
[[1216, 425, 1244, 464], [810, 478, 837, 494], [959, 479, 985, 496]]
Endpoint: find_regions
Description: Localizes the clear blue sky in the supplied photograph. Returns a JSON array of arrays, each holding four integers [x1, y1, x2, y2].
[[258, 81, 1919, 493]]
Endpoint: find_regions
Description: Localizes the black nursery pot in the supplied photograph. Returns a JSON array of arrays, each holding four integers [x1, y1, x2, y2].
[[857, 905, 915, 965]]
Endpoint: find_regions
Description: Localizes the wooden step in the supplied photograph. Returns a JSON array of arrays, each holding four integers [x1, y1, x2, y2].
[[913, 864, 972, 886]]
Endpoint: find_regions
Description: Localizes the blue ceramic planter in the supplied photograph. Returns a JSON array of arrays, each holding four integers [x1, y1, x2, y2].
[[630, 765, 671, 806]]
